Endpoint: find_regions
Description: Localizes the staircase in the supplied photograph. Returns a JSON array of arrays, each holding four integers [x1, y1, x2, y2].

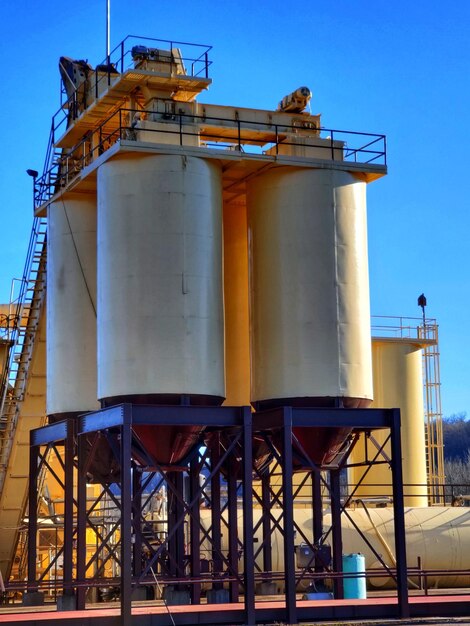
[[0, 217, 47, 494]]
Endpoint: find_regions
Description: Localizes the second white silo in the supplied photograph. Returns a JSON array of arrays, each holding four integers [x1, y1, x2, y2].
[[247, 167, 372, 410], [97, 153, 225, 406], [47, 191, 99, 418]]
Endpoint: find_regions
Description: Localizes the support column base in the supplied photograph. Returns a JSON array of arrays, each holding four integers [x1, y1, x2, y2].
[[163, 586, 191, 605], [57, 593, 77, 611], [207, 588, 230, 604], [256, 582, 278, 595], [132, 586, 153, 601], [23, 591, 45, 606]]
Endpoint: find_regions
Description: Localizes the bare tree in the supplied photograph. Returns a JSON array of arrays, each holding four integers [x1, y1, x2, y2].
[[445, 451, 470, 502]]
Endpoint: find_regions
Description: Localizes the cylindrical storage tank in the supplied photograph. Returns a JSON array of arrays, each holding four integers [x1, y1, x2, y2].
[[200, 506, 470, 590], [349, 339, 428, 507], [222, 198, 251, 407], [247, 168, 372, 407], [97, 154, 224, 464], [247, 168, 372, 464], [47, 191, 99, 418], [342, 553, 367, 599], [338, 507, 470, 589]]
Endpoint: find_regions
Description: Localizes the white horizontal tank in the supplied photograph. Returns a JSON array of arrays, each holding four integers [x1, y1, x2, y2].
[[97, 153, 225, 404], [47, 192, 99, 417], [247, 168, 372, 408]]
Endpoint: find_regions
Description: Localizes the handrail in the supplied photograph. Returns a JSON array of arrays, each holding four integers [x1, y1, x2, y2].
[[0, 216, 47, 490], [52, 35, 213, 141], [34, 107, 386, 210], [371, 315, 438, 342]]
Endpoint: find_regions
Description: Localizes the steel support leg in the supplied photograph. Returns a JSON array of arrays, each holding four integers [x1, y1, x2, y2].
[[282, 407, 297, 625], [132, 467, 143, 579], [330, 468, 344, 599], [390, 408, 409, 618], [312, 468, 324, 575], [167, 471, 185, 582], [76, 433, 87, 610], [210, 433, 223, 591], [227, 455, 239, 602], [242, 407, 255, 626], [189, 456, 201, 604], [27, 440, 39, 591], [261, 471, 273, 577], [63, 419, 76, 604], [120, 407, 133, 626]]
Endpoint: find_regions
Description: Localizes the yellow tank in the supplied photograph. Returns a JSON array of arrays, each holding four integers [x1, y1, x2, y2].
[[97, 153, 225, 404], [247, 168, 372, 409], [222, 199, 250, 406], [349, 338, 428, 507], [47, 192, 99, 418], [200, 506, 470, 590], [338, 506, 470, 589]]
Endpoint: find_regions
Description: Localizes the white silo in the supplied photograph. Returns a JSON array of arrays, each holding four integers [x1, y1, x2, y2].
[[97, 153, 225, 407], [47, 192, 99, 418], [247, 167, 372, 411]]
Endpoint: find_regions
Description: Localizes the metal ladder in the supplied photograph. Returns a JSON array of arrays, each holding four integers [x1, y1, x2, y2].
[[421, 323, 445, 504], [0, 216, 47, 496]]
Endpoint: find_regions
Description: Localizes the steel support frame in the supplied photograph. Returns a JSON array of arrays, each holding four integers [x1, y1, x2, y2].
[[252, 406, 409, 624], [72, 403, 254, 625], [28, 404, 408, 625], [28, 419, 76, 604]]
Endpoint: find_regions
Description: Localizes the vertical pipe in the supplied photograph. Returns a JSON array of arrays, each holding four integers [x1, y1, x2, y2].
[[281, 407, 297, 626], [330, 469, 344, 599], [242, 407, 255, 626], [120, 406, 133, 625], [390, 409, 410, 618], [189, 456, 201, 604], [27, 439, 39, 590]]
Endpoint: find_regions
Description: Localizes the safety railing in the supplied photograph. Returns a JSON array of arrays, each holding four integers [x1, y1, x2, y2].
[[0, 216, 47, 494], [34, 107, 386, 210], [51, 35, 212, 144], [371, 315, 438, 342], [371, 315, 445, 505]]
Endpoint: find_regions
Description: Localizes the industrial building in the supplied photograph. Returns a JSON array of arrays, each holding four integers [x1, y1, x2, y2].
[[0, 34, 468, 626]]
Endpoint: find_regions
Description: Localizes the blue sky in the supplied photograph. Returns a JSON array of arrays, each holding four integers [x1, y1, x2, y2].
[[0, 1, 468, 416]]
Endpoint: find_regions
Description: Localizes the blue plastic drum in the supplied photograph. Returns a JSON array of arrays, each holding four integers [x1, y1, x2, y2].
[[342, 553, 367, 599]]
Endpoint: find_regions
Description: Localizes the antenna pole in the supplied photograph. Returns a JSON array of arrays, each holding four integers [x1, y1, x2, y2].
[[106, 0, 111, 59]]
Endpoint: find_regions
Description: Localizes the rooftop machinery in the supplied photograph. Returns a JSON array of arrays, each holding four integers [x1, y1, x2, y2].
[[1, 34, 465, 625]]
